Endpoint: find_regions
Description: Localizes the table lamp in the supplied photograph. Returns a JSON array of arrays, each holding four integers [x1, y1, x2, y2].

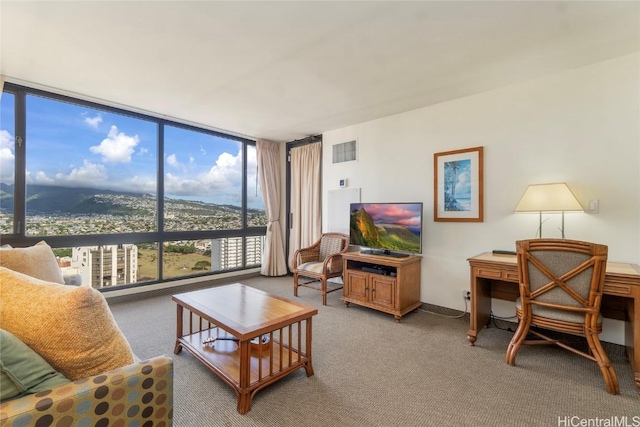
[[513, 182, 584, 238]]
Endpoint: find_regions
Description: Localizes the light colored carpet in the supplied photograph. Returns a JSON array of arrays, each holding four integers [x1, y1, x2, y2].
[[109, 275, 640, 426]]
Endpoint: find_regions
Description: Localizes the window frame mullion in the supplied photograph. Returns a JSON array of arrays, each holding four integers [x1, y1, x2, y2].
[[13, 89, 26, 236]]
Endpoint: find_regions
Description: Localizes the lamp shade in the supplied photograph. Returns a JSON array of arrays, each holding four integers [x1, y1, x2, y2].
[[514, 182, 584, 213]]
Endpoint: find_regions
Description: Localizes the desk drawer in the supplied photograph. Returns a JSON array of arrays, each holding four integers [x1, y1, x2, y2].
[[476, 267, 501, 279], [504, 271, 519, 281], [475, 267, 519, 282], [603, 283, 632, 296]]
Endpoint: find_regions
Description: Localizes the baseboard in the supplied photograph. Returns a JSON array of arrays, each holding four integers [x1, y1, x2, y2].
[[106, 271, 261, 304]]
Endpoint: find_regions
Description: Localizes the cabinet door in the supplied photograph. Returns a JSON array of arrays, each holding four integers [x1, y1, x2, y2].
[[371, 276, 395, 308], [345, 271, 369, 302]]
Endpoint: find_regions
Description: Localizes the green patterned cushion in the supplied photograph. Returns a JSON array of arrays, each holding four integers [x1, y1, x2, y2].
[[0, 329, 70, 402]]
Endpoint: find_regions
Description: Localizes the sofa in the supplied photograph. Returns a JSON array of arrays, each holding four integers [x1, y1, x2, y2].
[[0, 353, 173, 426], [0, 242, 174, 426]]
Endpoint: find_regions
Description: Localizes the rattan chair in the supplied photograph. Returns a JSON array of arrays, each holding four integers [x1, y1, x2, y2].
[[293, 232, 349, 305], [505, 238, 619, 394]]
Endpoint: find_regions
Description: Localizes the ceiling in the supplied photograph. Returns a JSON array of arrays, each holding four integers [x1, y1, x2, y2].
[[1, 1, 639, 142]]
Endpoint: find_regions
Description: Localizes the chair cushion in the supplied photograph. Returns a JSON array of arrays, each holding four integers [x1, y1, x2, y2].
[[298, 260, 343, 275], [526, 251, 594, 308], [0, 329, 70, 402], [297, 261, 325, 275], [319, 236, 344, 260], [0, 266, 135, 381], [0, 241, 65, 284], [515, 297, 603, 324]]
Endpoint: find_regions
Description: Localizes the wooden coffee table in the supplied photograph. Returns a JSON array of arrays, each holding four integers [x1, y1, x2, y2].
[[172, 283, 318, 414]]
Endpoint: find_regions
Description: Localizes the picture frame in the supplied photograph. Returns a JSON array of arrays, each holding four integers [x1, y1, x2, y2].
[[434, 146, 484, 222]]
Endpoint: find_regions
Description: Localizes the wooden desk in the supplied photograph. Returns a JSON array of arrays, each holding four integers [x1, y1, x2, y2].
[[467, 252, 640, 389]]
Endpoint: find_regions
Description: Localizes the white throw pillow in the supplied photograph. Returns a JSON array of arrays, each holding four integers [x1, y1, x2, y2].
[[0, 241, 65, 284]]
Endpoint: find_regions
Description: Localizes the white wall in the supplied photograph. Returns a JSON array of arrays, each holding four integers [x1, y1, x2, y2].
[[322, 53, 640, 345]]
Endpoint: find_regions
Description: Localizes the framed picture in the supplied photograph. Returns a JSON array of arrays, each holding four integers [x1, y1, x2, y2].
[[434, 146, 484, 222]]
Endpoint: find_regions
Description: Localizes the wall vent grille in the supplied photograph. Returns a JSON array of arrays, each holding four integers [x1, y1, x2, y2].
[[332, 140, 357, 164]]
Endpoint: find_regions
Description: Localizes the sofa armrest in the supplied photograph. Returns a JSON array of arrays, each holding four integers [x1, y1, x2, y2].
[[0, 356, 173, 426]]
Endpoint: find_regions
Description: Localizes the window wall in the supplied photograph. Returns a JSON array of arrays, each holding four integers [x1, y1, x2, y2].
[[0, 83, 267, 290]]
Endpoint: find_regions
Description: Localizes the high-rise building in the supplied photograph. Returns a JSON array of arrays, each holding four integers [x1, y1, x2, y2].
[[211, 236, 263, 271], [72, 244, 138, 288]]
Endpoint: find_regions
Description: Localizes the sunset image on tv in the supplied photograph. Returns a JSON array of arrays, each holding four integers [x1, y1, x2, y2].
[[349, 203, 422, 253]]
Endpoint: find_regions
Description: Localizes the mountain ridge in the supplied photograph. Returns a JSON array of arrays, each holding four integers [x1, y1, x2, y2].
[[0, 184, 255, 215]]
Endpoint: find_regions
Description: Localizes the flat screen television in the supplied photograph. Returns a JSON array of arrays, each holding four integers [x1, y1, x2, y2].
[[349, 202, 423, 257]]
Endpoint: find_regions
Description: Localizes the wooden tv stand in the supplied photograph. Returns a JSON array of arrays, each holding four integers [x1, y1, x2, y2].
[[342, 252, 421, 322]]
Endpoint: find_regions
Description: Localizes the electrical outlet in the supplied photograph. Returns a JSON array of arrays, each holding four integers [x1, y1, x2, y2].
[[462, 290, 471, 300]]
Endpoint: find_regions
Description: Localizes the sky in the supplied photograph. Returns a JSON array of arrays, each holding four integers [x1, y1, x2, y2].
[[0, 93, 263, 209]]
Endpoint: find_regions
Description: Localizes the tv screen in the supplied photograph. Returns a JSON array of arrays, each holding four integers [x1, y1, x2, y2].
[[349, 202, 423, 255]]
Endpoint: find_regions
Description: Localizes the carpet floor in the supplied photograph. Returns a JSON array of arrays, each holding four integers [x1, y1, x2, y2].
[[109, 275, 640, 427]]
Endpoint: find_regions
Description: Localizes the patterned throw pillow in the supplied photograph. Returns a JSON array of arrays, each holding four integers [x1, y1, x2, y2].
[[0, 267, 135, 381], [0, 241, 65, 284]]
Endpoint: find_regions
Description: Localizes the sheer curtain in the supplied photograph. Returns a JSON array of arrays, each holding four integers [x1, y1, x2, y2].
[[256, 139, 287, 276], [288, 142, 322, 270]]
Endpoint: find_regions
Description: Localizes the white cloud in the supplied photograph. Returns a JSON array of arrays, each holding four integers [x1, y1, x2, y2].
[[0, 130, 15, 183], [138, 147, 149, 155], [199, 151, 241, 189], [90, 125, 140, 163], [33, 171, 55, 185], [164, 146, 262, 208], [200, 145, 206, 156], [54, 160, 108, 186], [166, 154, 182, 169], [84, 114, 103, 130], [165, 172, 204, 195], [0, 130, 14, 151], [26, 160, 108, 188], [164, 149, 244, 198], [123, 175, 156, 194]]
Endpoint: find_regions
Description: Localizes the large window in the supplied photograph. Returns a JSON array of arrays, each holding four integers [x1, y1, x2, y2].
[[1, 83, 267, 290], [25, 94, 158, 236], [165, 125, 244, 231]]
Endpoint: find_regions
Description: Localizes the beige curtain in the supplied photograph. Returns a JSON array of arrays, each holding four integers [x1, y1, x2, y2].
[[288, 142, 322, 270], [256, 139, 287, 276]]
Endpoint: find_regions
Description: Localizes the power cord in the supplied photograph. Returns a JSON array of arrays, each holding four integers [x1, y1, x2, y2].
[[419, 298, 468, 319], [490, 311, 518, 332]]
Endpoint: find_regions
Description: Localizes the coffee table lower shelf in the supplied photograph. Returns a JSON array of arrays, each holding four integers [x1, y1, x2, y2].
[[176, 330, 312, 407]]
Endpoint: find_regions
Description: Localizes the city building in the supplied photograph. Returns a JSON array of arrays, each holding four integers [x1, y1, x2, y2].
[[211, 237, 263, 271], [72, 245, 138, 288]]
